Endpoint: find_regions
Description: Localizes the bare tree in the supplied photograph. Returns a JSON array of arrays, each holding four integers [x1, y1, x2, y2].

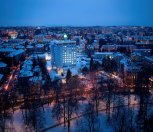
[[84, 102, 99, 132]]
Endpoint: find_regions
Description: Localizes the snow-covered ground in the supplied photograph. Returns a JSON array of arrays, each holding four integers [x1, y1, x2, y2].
[[4, 93, 153, 132]]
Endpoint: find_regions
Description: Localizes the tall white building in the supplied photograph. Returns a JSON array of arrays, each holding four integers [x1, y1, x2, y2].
[[51, 40, 77, 67]]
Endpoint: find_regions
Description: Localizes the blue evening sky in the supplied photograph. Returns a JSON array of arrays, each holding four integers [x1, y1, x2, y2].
[[0, 0, 153, 26]]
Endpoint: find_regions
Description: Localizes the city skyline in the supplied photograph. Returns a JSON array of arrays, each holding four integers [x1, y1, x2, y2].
[[0, 0, 153, 26], [1, 1, 153, 131]]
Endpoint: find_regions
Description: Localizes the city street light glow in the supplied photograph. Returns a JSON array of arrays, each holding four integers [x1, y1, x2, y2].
[[64, 34, 68, 39], [5, 85, 8, 90], [45, 53, 51, 61]]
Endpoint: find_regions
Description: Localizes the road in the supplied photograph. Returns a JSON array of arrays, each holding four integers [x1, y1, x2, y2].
[[98, 70, 124, 87], [2, 64, 20, 91]]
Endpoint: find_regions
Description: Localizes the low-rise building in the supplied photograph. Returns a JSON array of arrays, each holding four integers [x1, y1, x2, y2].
[[94, 52, 114, 60], [120, 59, 142, 87]]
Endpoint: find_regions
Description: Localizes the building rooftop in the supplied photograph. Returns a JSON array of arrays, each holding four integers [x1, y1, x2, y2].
[[16, 45, 25, 49], [49, 70, 61, 81], [126, 65, 142, 72], [27, 45, 34, 49], [53, 40, 76, 45], [94, 52, 114, 55], [24, 60, 33, 65], [21, 65, 32, 71], [29, 76, 42, 83], [36, 44, 44, 48], [144, 56, 153, 63], [33, 66, 41, 73], [8, 49, 24, 57], [0, 61, 7, 68], [0, 48, 15, 52], [19, 71, 33, 78]]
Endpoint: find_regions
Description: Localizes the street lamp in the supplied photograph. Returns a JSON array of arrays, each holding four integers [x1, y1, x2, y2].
[[64, 34, 68, 40]]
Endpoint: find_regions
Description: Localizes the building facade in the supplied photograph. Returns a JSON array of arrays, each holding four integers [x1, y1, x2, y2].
[[51, 40, 77, 67]]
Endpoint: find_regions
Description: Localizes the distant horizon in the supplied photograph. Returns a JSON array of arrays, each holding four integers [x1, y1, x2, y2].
[[0, 24, 153, 28]]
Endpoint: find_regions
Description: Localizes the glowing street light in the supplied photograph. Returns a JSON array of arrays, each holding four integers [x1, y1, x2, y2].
[[5, 85, 8, 90], [45, 53, 51, 61], [64, 34, 68, 40], [47, 67, 52, 72]]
